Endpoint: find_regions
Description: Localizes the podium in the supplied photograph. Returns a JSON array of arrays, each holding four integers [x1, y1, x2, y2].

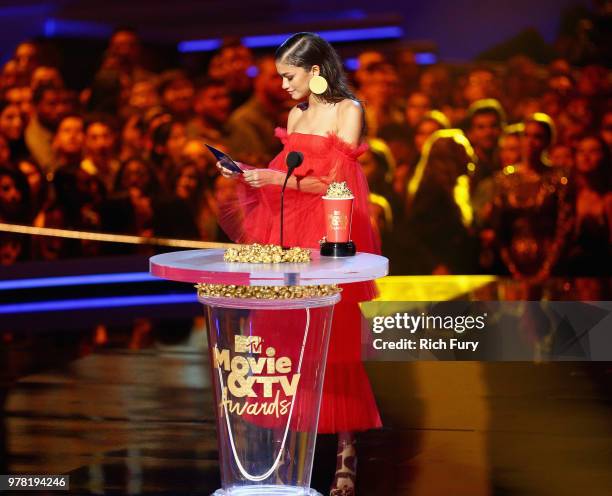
[[150, 249, 388, 496]]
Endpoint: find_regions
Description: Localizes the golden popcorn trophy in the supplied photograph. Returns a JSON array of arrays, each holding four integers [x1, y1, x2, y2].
[[320, 182, 356, 257], [150, 248, 388, 495]]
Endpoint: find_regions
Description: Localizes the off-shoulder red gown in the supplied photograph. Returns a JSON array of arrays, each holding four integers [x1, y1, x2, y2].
[[218, 127, 382, 433]]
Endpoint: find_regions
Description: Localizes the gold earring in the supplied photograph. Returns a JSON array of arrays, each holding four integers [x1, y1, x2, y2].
[[309, 75, 328, 95]]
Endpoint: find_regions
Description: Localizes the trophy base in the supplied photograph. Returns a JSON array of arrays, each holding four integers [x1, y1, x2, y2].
[[320, 241, 356, 257], [212, 487, 322, 496]]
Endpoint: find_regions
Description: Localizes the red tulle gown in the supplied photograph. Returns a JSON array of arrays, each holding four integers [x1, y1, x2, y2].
[[218, 127, 382, 433]]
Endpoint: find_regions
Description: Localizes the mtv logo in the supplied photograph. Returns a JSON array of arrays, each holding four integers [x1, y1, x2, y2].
[[235, 335, 263, 353]]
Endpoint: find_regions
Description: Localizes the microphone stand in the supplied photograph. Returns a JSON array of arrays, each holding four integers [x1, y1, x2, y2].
[[280, 151, 303, 250], [280, 171, 293, 250]]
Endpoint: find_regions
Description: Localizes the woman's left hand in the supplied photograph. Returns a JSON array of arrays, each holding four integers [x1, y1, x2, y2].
[[243, 169, 281, 188]]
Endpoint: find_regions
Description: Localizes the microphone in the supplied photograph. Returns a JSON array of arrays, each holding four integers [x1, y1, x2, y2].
[[280, 151, 304, 249], [286, 151, 304, 173]]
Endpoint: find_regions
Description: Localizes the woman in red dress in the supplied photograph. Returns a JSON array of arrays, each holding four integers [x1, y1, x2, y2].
[[216, 32, 381, 496]]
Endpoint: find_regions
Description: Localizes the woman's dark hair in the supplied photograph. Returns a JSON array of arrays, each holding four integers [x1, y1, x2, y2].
[[422, 137, 471, 194], [0, 100, 24, 148], [524, 113, 555, 147], [171, 160, 206, 213], [0, 166, 31, 223], [17, 157, 48, 214], [150, 120, 174, 166], [87, 69, 122, 116], [275, 32, 356, 104], [114, 155, 159, 195]]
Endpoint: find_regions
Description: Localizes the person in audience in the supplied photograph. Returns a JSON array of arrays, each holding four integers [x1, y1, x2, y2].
[[499, 126, 523, 167], [86, 69, 123, 117], [393, 46, 420, 96], [557, 96, 594, 146], [159, 70, 195, 122], [226, 56, 287, 165], [0, 166, 30, 223], [209, 40, 254, 110], [99, 156, 148, 252], [13, 41, 39, 81], [30, 203, 69, 260], [52, 114, 85, 170], [172, 160, 216, 240], [119, 114, 147, 161], [0, 101, 28, 162], [0, 232, 26, 265], [114, 156, 158, 196], [4, 85, 33, 124], [359, 61, 404, 137], [353, 50, 386, 90], [17, 157, 48, 223], [150, 119, 187, 189], [187, 78, 231, 142], [105, 27, 152, 83], [463, 68, 500, 105], [54, 157, 104, 228], [0, 60, 19, 91], [482, 114, 572, 280], [563, 135, 611, 275], [414, 110, 450, 157], [30, 66, 64, 91], [404, 91, 431, 129], [600, 110, 612, 153], [550, 143, 575, 170], [465, 98, 505, 188], [395, 130, 479, 274], [81, 117, 120, 193], [181, 138, 216, 189], [205, 174, 236, 242], [127, 79, 159, 116], [419, 65, 451, 109], [25, 83, 64, 175]]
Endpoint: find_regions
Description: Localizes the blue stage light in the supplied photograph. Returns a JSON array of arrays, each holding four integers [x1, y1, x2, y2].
[[0, 293, 197, 315], [0, 272, 157, 291], [246, 65, 259, 78], [242, 33, 292, 48], [318, 26, 404, 43], [178, 26, 404, 53], [415, 52, 437, 65], [43, 18, 113, 38], [243, 27, 404, 48], [178, 39, 222, 53], [344, 58, 359, 71], [43, 18, 57, 37]]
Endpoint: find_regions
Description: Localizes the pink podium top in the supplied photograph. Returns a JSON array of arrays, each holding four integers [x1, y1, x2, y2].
[[149, 249, 388, 286]]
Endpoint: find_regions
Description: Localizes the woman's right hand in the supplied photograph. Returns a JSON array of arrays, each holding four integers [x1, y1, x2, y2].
[[216, 161, 240, 179]]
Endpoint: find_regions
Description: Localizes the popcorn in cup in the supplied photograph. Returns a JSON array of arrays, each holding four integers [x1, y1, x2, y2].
[[322, 182, 354, 243]]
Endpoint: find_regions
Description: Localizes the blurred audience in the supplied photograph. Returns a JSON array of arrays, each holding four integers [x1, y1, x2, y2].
[[0, 20, 609, 278]]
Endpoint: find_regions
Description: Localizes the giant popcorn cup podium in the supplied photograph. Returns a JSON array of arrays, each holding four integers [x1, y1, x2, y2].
[[150, 249, 388, 496]]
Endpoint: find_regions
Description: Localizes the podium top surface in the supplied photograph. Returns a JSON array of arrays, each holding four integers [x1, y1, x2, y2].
[[149, 249, 388, 286]]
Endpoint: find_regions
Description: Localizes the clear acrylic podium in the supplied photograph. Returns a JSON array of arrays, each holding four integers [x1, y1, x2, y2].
[[150, 249, 388, 496]]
